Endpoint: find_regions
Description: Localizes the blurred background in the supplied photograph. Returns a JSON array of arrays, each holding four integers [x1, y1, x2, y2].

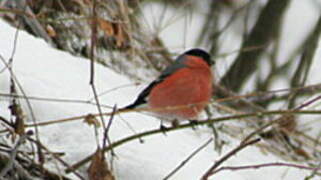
[[0, 0, 321, 179]]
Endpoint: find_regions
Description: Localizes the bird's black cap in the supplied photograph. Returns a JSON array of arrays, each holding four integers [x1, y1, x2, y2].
[[184, 48, 214, 66]]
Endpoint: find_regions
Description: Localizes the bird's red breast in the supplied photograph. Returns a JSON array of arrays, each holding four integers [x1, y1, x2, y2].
[[148, 55, 213, 120]]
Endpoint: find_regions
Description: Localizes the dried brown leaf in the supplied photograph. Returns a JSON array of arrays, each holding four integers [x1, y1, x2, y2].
[[97, 18, 128, 48], [14, 116, 25, 135], [277, 114, 297, 133], [97, 18, 115, 36], [294, 148, 310, 160], [84, 114, 101, 127], [46, 24, 57, 37], [9, 103, 25, 135], [115, 23, 125, 48], [87, 148, 115, 180]]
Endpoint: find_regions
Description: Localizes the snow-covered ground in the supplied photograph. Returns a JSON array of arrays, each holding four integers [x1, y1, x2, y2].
[[1, 1, 321, 179]]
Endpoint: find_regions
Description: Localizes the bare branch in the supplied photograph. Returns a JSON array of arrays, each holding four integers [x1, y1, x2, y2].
[[0, 131, 32, 178], [163, 138, 213, 180], [221, 0, 290, 91], [201, 138, 261, 180], [212, 162, 321, 175]]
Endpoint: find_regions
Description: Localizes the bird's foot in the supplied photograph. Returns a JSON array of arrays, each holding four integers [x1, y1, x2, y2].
[[189, 120, 198, 130], [160, 123, 169, 135]]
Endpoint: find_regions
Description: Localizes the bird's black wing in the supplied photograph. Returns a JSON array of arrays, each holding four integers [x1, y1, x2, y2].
[[121, 54, 187, 110], [121, 80, 160, 110]]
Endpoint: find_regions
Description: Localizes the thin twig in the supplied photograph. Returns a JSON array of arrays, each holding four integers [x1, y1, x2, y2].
[[1, 22, 43, 163], [14, 0, 54, 45], [294, 94, 321, 110], [241, 118, 280, 145], [201, 138, 261, 180], [305, 161, 321, 179], [221, 0, 290, 91], [0, 92, 112, 108], [212, 162, 321, 175], [27, 138, 86, 180], [0, 7, 35, 18], [288, 15, 321, 108], [163, 138, 213, 180], [0, 131, 32, 178], [0, 114, 84, 179], [103, 105, 117, 151], [27, 108, 321, 128], [102, 105, 117, 172], [89, 0, 106, 144], [241, 94, 321, 144], [87, 83, 139, 101]]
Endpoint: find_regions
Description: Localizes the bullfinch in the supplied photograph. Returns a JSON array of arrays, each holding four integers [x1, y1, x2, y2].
[[122, 48, 214, 123]]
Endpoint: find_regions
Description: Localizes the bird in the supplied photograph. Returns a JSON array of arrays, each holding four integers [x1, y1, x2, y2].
[[122, 48, 214, 125]]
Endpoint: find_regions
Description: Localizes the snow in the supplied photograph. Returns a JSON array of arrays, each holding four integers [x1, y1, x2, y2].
[[1, 1, 321, 179]]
